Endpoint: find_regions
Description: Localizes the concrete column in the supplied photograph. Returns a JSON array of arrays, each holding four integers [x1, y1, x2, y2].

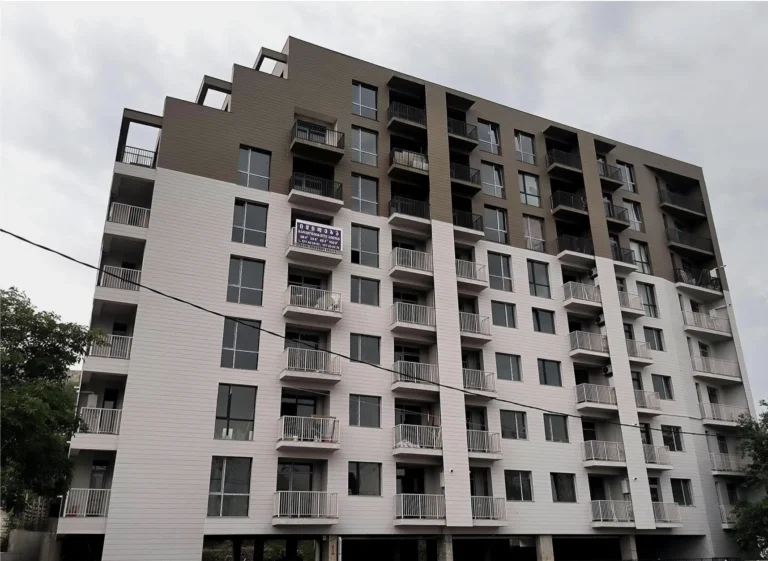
[[620, 535, 638, 561], [252, 539, 264, 561], [320, 536, 339, 561], [232, 538, 242, 561], [437, 534, 453, 561], [536, 535, 554, 561]]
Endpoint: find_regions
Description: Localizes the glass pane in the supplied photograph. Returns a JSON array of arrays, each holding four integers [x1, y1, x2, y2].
[[233, 202, 245, 227], [222, 495, 249, 516], [361, 86, 376, 108], [237, 172, 249, 187], [232, 226, 244, 244], [361, 177, 377, 199], [361, 279, 378, 305], [521, 472, 532, 500], [361, 201, 377, 216], [225, 283, 240, 303], [234, 351, 258, 370], [362, 152, 377, 166], [220, 349, 234, 368], [481, 163, 494, 185], [244, 203, 267, 230], [351, 127, 360, 149], [359, 463, 380, 495], [238, 149, 250, 172], [222, 318, 236, 348], [216, 385, 229, 418], [230, 386, 256, 420], [552, 417, 568, 442], [250, 176, 269, 191], [209, 457, 224, 492], [239, 288, 262, 306], [241, 260, 264, 289], [223, 458, 251, 493], [229, 419, 253, 441], [207, 494, 222, 516], [496, 354, 511, 379], [236, 321, 261, 352], [349, 396, 360, 425], [361, 336, 379, 364], [488, 254, 501, 277], [362, 106, 376, 120], [360, 130, 376, 153], [492, 303, 507, 326], [250, 151, 270, 177], [228, 258, 241, 285], [351, 83, 360, 104], [214, 418, 228, 439], [360, 396, 380, 427], [361, 251, 378, 267], [243, 230, 266, 247]]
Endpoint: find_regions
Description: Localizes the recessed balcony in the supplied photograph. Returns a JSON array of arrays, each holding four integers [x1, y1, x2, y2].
[[682, 311, 732, 342], [471, 497, 506, 527], [700, 403, 750, 428], [583, 441, 627, 469], [710, 452, 748, 475], [394, 494, 446, 526], [604, 202, 631, 231], [118, 145, 156, 169], [447, 118, 479, 151], [568, 332, 609, 362], [597, 161, 624, 191], [283, 286, 342, 323], [450, 162, 482, 193], [59, 488, 111, 533], [618, 291, 645, 318], [280, 348, 341, 384], [459, 312, 492, 344], [106, 202, 151, 239], [674, 269, 723, 301], [562, 282, 602, 315], [635, 390, 662, 415], [690, 356, 741, 384], [545, 149, 583, 179], [89, 334, 132, 361], [611, 245, 637, 274], [285, 226, 343, 269], [452, 210, 485, 242], [387, 102, 427, 134], [626, 339, 653, 366], [455, 260, 488, 291], [96, 266, 141, 305], [390, 302, 437, 338], [290, 120, 345, 162], [658, 188, 707, 220], [666, 228, 715, 258], [388, 149, 429, 181], [575, 383, 617, 414], [466, 430, 502, 460], [462, 368, 496, 399], [551, 191, 589, 223], [272, 491, 338, 526], [71, 407, 122, 451], [392, 424, 442, 458], [720, 504, 736, 529], [653, 502, 682, 527], [591, 500, 635, 528], [556, 236, 595, 268], [391, 362, 440, 395], [388, 197, 431, 234], [275, 416, 340, 452], [644, 444, 673, 470], [389, 248, 434, 285], [288, 173, 344, 212]]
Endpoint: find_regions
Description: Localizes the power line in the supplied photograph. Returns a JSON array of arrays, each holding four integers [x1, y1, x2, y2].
[[1, 227, 726, 438]]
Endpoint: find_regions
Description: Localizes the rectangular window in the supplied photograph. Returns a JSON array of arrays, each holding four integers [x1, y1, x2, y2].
[[226, 257, 264, 306], [351, 225, 379, 267], [220, 318, 260, 370], [630, 241, 652, 274], [488, 252, 513, 291], [671, 479, 694, 506], [523, 215, 545, 252], [214, 384, 256, 441], [528, 260, 551, 298], [232, 200, 267, 247], [500, 410, 527, 439], [550, 473, 576, 502], [515, 131, 535, 165], [351, 126, 378, 166], [478, 119, 500, 154], [237, 147, 270, 191], [518, 173, 541, 207], [625, 200, 644, 231], [481, 162, 505, 198], [349, 395, 380, 428], [532, 309, 556, 334], [652, 374, 674, 400], [348, 462, 382, 496], [351, 277, 379, 306], [544, 414, 569, 442], [484, 206, 508, 244], [618, 161, 636, 192], [352, 82, 377, 120], [538, 359, 562, 387], [491, 302, 516, 328], [352, 174, 378, 215], [637, 282, 658, 317], [644, 327, 665, 351], [505, 470, 533, 501], [661, 425, 684, 451], [496, 353, 522, 381], [350, 334, 380, 365], [208, 457, 251, 516]]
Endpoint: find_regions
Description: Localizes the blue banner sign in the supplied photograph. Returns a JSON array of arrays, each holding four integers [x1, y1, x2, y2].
[[294, 220, 343, 252]]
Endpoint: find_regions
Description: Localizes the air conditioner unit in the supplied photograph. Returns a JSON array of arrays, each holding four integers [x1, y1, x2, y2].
[[596, 314, 606, 326], [602, 365, 614, 377], [588, 267, 599, 279], [621, 479, 631, 495]]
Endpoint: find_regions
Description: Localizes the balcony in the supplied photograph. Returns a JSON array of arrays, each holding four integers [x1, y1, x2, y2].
[[563, 282, 602, 315], [387, 102, 427, 134], [97, 266, 141, 305], [550, 191, 589, 223], [389, 248, 434, 285], [459, 312, 492, 344], [390, 302, 437, 338], [569, 332, 609, 362], [626, 339, 653, 366], [710, 453, 748, 475], [466, 430, 502, 460], [90, 334, 132, 360], [545, 149, 583, 178], [73, 407, 122, 450], [107, 202, 151, 238], [283, 286, 342, 323], [450, 162, 482, 193], [659, 188, 706, 220], [643, 444, 673, 470], [276, 416, 340, 452], [618, 291, 645, 318], [611, 245, 637, 274], [690, 356, 741, 384], [666, 228, 715, 257], [471, 497, 506, 526], [720, 504, 736, 529], [575, 383, 617, 414], [635, 390, 662, 415], [288, 173, 344, 212], [281, 348, 341, 384], [700, 403, 750, 427], [682, 311, 732, 342], [388, 149, 429, 180], [455, 260, 488, 291], [388, 197, 431, 233], [290, 120, 345, 162], [285, 226, 343, 268], [447, 118, 479, 151], [272, 491, 338, 526], [452, 210, 485, 242], [604, 202, 630, 231], [394, 494, 446, 526], [391, 362, 440, 395], [583, 441, 626, 469], [653, 502, 682, 527], [591, 500, 635, 528], [462, 369, 496, 398], [392, 424, 442, 458], [60, 488, 111, 519], [119, 145, 156, 168], [597, 161, 624, 191], [556, 236, 595, 268], [674, 270, 723, 305]]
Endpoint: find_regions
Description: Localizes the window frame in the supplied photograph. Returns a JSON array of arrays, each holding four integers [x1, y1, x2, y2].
[[491, 301, 516, 328], [671, 479, 694, 506], [550, 473, 577, 503], [226, 256, 265, 306], [237, 147, 271, 191], [652, 374, 674, 400], [538, 359, 562, 387], [496, 353, 522, 381], [532, 308, 556, 334], [232, 200, 268, 247], [618, 161, 636, 192], [515, 131, 535, 164], [500, 410, 527, 439], [350, 333, 381, 365], [352, 82, 377, 120], [349, 394, 381, 428], [630, 240, 652, 274], [518, 172, 541, 207], [661, 425, 684, 452], [208, 456, 252, 517], [523, 215, 545, 252], [624, 199, 644, 231], [637, 282, 658, 317], [220, 318, 260, 370], [527, 260, 551, 299], [348, 461, 382, 496], [481, 161, 505, 198], [351, 174, 378, 215], [484, 206, 508, 244], [644, 327, 665, 351], [350, 276, 379, 306], [478, 119, 501, 154], [505, 470, 534, 501], [351, 126, 378, 166], [488, 252, 513, 291], [351, 225, 380, 267], [214, 384, 256, 441], [544, 413, 569, 442]]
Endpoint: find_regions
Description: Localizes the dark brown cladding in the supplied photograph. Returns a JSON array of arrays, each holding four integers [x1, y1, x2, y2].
[[154, 37, 727, 290]]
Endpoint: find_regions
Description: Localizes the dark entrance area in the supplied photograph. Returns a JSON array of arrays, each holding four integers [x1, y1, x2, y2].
[[552, 536, 621, 561], [60, 535, 104, 561], [453, 538, 536, 561], [343, 538, 437, 561]]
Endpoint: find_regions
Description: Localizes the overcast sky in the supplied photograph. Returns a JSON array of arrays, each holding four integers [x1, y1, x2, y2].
[[1, 3, 766, 405]]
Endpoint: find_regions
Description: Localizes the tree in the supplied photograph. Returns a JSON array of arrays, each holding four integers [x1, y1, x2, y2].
[[1, 287, 100, 513]]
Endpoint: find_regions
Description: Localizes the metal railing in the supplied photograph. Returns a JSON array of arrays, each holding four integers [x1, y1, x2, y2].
[[447, 118, 478, 140], [471, 497, 506, 520], [292, 120, 344, 148], [618, 291, 644, 312], [635, 390, 662, 411], [569, 331, 609, 354], [583, 441, 626, 463], [455, 260, 486, 282], [78, 407, 122, 435], [287, 227, 343, 255], [597, 161, 623, 182], [90, 334, 132, 359], [666, 228, 714, 253], [612, 245, 635, 264], [99, 266, 141, 291], [390, 148, 429, 172], [391, 247, 433, 272], [462, 369, 496, 392], [108, 202, 150, 228], [392, 361, 439, 386], [388, 101, 426, 125], [285, 286, 342, 313], [626, 339, 652, 359], [563, 282, 601, 303], [546, 149, 582, 170], [551, 191, 587, 212], [119, 146, 156, 168], [525, 236, 546, 252], [452, 210, 483, 231], [710, 453, 748, 472], [395, 494, 445, 519], [604, 201, 630, 222], [278, 416, 339, 444], [450, 162, 481, 185], [389, 197, 430, 219], [700, 403, 750, 423], [575, 383, 617, 406], [719, 504, 736, 525], [659, 188, 706, 215], [557, 235, 594, 255], [683, 311, 731, 334], [273, 491, 338, 519], [653, 502, 681, 524], [459, 312, 491, 335], [674, 269, 722, 291], [643, 444, 670, 465], [391, 302, 436, 327], [393, 424, 442, 450], [466, 430, 501, 454], [61, 488, 110, 517], [290, 172, 343, 200], [690, 356, 740, 379], [591, 500, 634, 523], [284, 347, 340, 375]]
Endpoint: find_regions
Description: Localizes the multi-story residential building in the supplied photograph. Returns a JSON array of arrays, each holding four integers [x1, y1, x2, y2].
[[57, 37, 758, 561]]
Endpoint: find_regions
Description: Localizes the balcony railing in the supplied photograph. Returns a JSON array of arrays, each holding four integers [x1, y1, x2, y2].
[[674, 268, 722, 292], [626, 339, 651, 359], [583, 441, 626, 463], [710, 453, 748, 472], [78, 407, 122, 435], [99, 266, 141, 291], [392, 361, 439, 386], [288, 227, 343, 256], [557, 235, 594, 256], [597, 161, 623, 182], [546, 149, 582, 170], [591, 500, 634, 523], [395, 494, 445, 520], [690, 356, 740, 379], [700, 403, 750, 423], [467, 430, 501, 454], [292, 120, 344, 149], [683, 311, 731, 334], [61, 488, 110, 517], [658, 188, 706, 215], [285, 286, 342, 313], [525, 236, 546, 252], [575, 383, 617, 406], [273, 491, 338, 519], [563, 282, 601, 303], [459, 312, 491, 335], [450, 162, 481, 185], [278, 416, 339, 444], [391, 247, 433, 273], [604, 202, 629, 222], [455, 260, 486, 282], [391, 302, 436, 327], [108, 202, 150, 228], [119, 146, 156, 168], [447, 118, 478, 140], [551, 191, 587, 212], [90, 334, 132, 359], [452, 210, 483, 231], [290, 172, 343, 200], [719, 504, 736, 525], [618, 291, 644, 312], [393, 424, 442, 450], [388, 101, 426, 126], [471, 497, 506, 520], [652, 502, 681, 524], [390, 149, 429, 172], [284, 347, 340, 375], [462, 369, 495, 392], [666, 228, 714, 253], [643, 444, 670, 465], [635, 390, 662, 411], [389, 197, 430, 219], [569, 332, 609, 354]]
